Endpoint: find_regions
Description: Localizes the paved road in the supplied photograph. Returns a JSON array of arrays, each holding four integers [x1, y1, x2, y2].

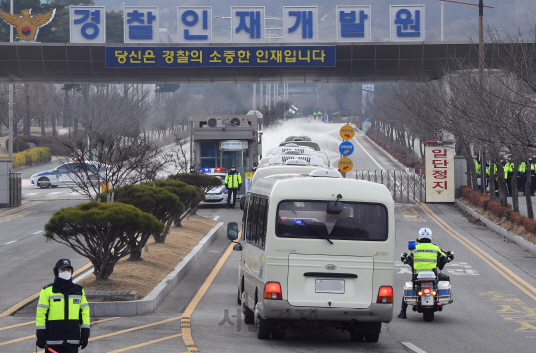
[[1, 122, 536, 352]]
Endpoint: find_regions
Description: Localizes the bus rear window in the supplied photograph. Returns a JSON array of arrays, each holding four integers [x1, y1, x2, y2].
[[276, 201, 388, 241]]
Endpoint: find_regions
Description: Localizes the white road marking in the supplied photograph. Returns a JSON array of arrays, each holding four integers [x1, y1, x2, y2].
[[352, 136, 384, 170], [32, 231, 44, 235], [25, 193, 39, 196], [213, 216, 220, 221], [3, 241, 17, 245], [354, 137, 385, 170], [47, 192, 61, 195], [401, 342, 428, 353]]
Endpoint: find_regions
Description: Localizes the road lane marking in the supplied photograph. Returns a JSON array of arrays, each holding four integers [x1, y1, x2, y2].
[[3, 241, 16, 245], [401, 342, 428, 353], [352, 135, 384, 170], [213, 216, 220, 221], [0, 201, 43, 218], [25, 193, 39, 196], [32, 231, 43, 235], [106, 333, 183, 353], [47, 192, 61, 195], [0, 320, 35, 331], [181, 241, 235, 350], [0, 317, 120, 347], [0, 262, 93, 318]]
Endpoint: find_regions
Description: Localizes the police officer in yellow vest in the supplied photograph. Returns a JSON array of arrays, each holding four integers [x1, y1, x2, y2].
[[225, 165, 242, 208], [398, 228, 452, 319], [36, 259, 90, 352]]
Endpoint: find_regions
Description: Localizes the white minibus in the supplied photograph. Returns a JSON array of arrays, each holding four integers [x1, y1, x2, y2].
[[227, 175, 395, 342]]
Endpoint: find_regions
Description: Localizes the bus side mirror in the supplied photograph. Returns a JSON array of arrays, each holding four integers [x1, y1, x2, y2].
[[240, 197, 246, 210], [227, 222, 239, 241]]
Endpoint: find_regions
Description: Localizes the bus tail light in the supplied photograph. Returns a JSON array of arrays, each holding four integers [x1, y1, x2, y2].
[[377, 286, 393, 303], [264, 282, 282, 300]]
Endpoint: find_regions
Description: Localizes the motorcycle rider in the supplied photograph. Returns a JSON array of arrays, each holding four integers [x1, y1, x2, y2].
[[398, 228, 452, 319]]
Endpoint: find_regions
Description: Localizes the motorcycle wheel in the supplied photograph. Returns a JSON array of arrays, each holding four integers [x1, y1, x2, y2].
[[423, 310, 434, 322]]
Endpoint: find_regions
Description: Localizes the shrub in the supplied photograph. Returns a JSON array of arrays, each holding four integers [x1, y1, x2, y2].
[[504, 209, 512, 220], [483, 199, 490, 211], [510, 212, 525, 227], [0, 147, 51, 168], [523, 218, 536, 234], [487, 201, 501, 215], [495, 207, 507, 218]]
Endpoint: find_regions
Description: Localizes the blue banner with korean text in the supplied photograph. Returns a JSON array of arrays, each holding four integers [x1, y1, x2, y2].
[[105, 46, 336, 68]]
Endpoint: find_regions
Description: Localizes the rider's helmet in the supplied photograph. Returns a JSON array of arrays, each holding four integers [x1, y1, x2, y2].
[[418, 227, 433, 241]]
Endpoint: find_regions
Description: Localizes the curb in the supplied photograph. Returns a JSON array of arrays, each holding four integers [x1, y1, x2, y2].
[[456, 200, 536, 256], [88, 221, 225, 317], [362, 133, 409, 171]]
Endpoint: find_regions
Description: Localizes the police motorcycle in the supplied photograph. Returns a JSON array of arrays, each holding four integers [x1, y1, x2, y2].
[[400, 240, 454, 322]]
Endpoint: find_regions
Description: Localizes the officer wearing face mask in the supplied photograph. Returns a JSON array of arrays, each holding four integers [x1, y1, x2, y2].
[[225, 165, 242, 208], [36, 259, 90, 353]]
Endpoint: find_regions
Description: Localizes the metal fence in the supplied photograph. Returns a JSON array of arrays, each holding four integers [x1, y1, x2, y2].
[[355, 169, 426, 203], [9, 172, 21, 207]]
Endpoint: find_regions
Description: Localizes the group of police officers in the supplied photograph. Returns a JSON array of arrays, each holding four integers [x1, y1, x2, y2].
[[476, 159, 536, 197]]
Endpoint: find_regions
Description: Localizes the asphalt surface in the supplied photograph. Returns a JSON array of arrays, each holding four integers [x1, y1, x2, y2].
[[1, 121, 536, 353]]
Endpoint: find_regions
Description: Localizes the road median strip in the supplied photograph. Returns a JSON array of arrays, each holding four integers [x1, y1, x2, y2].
[[88, 221, 224, 317]]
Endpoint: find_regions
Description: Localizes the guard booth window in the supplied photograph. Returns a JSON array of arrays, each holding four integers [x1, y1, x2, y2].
[[245, 194, 268, 250], [200, 142, 218, 168]]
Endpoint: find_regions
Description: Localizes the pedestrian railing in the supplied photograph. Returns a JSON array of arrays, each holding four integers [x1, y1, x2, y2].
[[9, 172, 22, 207], [355, 169, 425, 203]]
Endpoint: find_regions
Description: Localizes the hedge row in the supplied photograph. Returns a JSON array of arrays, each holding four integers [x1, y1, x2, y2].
[[366, 130, 425, 175], [0, 147, 51, 168], [461, 186, 536, 235]]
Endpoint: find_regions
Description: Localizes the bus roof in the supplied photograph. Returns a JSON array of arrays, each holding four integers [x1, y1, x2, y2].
[[250, 177, 394, 206]]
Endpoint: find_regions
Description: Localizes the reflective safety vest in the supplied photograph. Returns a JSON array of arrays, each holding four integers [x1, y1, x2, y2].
[[412, 242, 445, 271], [225, 172, 242, 189], [36, 283, 90, 346], [475, 160, 481, 174], [519, 163, 526, 173]]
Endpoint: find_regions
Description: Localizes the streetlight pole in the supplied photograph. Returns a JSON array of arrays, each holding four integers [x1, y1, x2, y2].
[[8, 0, 14, 169], [478, 0, 484, 83]]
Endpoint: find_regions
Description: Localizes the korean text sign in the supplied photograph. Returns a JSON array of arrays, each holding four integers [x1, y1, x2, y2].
[[70, 6, 105, 43], [178, 6, 212, 43], [124, 6, 159, 43], [231, 6, 265, 43], [390, 5, 425, 42], [283, 6, 318, 42], [106, 46, 336, 68], [336, 5, 371, 42], [425, 147, 454, 202]]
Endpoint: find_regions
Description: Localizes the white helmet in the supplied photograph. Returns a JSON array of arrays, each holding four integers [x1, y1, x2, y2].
[[418, 227, 432, 241]]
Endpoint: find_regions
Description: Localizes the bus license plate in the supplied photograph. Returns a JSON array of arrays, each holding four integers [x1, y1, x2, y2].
[[315, 279, 345, 294]]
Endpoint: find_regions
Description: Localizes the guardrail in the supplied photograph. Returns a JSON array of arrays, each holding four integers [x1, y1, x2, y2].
[[355, 169, 425, 203], [9, 172, 21, 207]]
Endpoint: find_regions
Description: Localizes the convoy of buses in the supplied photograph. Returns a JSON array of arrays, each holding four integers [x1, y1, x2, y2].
[[227, 133, 396, 343]]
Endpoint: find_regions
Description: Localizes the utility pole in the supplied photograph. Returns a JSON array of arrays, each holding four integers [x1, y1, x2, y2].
[[478, 0, 484, 84], [8, 0, 14, 168]]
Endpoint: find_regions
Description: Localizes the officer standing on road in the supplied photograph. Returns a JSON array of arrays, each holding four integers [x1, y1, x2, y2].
[[36, 259, 90, 353], [225, 165, 242, 208]]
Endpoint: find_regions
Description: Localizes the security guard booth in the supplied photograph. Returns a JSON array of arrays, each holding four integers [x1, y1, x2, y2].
[[189, 113, 262, 194], [190, 114, 262, 170]]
